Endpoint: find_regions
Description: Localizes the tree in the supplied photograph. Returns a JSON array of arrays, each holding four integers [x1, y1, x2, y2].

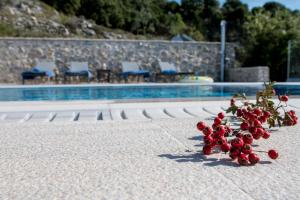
[[181, 0, 204, 25], [222, 0, 249, 42], [125, 0, 170, 35], [0, 0, 12, 8], [181, 0, 222, 41], [263, 2, 288, 15], [170, 13, 186, 35], [201, 0, 222, 41], [163, 1, 180, 14], [240, 10, 300, 81], [41, 0, 81, 15], [79, 0, 124, 28]]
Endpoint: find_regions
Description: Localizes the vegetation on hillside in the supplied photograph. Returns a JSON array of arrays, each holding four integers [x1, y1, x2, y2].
[[1, 0, 300, 81], [37, 0, 300, 81]]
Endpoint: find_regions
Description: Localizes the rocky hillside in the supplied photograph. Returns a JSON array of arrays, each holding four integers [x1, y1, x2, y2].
[[0, 0, 158, 39]]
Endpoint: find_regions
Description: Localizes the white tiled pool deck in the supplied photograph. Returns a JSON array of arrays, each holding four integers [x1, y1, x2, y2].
[[0, 99, 300, 199], [0, 100, 228, 123]]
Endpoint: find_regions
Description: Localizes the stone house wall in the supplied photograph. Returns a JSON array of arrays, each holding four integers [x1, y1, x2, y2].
[[0, 38, 236, 83]]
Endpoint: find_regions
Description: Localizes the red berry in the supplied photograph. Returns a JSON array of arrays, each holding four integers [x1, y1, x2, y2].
[[210, 140, 217, 147], [218, 112, 225, 119], [231, 137, 244, 149], [252, 132, 261, 140], [262, 131, 270, 139], [242, 108, 248, 114], [294, 119, 298, 125], [293, 116, 298, 121], [237, 109, 242, 117], [249, 127, 257, 134], [248, 153, 260, 165], [236, 132, 243, 138], [256, 128, 264, 136], [216, 136, 227, 145], [203, 145, 212, 155], [214, 117, 222, 125], [197, 121, 206, 131], [289, 110, 296, 116], [264, 111, 271, 118], [289, 119, 295, 126], [248, 113, 257, 121], [229, 148, 240, 160], [280, 95, 288, 102], [254, 119, 262, 127], [221, 143, 231, 152], [211, 132, 219, 139], [204, 135, 214, 145], [216, 125, 226, 136], [212, 123, 218, 130], [243, 133, 253, 144], [254, 108, 262, 116], [202, 127, 213, 136], [259, 116, 267, 123], [240, 122, 249, 130], [242, 144, 253, 154], [268, 149, 279, 159], [238, 153, 249, 166]]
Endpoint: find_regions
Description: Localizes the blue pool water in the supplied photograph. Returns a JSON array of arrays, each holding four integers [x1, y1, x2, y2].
[[0, 84, 299, 101]]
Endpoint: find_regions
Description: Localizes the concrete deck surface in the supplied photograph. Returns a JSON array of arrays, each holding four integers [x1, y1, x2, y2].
[[1, 99, 300, 123], [0, 111, 300, 199]]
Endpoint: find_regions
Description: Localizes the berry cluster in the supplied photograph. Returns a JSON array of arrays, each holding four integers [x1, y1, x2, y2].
[[196, 83, 297, 166], [283, 110, 298, 126]]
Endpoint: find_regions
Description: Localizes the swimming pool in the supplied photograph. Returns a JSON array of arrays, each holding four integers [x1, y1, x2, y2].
[[0, 83, 299, 101]]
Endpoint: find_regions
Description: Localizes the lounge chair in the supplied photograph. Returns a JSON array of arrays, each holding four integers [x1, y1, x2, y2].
[[156, 61, 194, 82], [119, 62, 150, 82], [64, 62, 93, 83], [21, 61, 56, 84]]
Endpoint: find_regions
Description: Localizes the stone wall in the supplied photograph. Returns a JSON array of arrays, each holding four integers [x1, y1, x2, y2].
[[0, 38, 236, 83], [226, 66, 270, 82]]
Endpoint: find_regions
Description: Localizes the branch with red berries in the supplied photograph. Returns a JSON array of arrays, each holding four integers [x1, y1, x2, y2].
[[196, 82, 298, 166]]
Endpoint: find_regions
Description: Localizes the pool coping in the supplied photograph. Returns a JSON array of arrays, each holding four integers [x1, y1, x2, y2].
[[0, 97, 236, 105], [2, 96, 300, 105], [0, 82, 300, 89]]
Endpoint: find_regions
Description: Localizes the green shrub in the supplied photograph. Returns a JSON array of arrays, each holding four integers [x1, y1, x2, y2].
[[0, 23, 17, 36], [41, 0, 81, 15], [0, 0, 13, 8], [240, 10, 300, 81]]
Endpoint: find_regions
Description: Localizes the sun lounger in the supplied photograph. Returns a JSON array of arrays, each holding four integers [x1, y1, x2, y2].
[[156, 61, 194, 82], [120, 62, 150, 82], [64, 62, 93, 83], [21, 61, 56, 84]]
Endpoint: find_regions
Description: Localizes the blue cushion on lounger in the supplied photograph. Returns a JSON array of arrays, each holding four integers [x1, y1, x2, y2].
[[32, 68, 40, 73], [65, 71, 89, 76], [123, 70, 150, 76], [22, 71, 46, 79], [161, 70, 177, 75], [32, 67, 55, 77]]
